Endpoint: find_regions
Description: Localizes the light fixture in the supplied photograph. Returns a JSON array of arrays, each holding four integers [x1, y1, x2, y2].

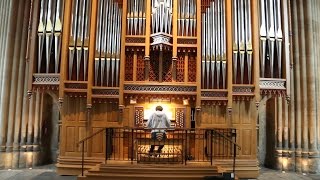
[[130, 99, 137, 104], [183, 99, 189, 106]]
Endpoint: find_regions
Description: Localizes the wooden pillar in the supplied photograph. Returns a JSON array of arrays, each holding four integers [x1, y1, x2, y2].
[[251, 0, 260, 107], [172, 0, 178, 82], [195, 0, 202, 125], [58, 0, 72, 106], [86, 0, 98, 157], [58, 0, 72, 156], [226, 0, 233, 118], [144, 0, 151, 81]]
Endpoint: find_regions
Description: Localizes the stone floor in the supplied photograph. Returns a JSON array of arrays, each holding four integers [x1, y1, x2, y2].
[[0, 165, 320, 180]]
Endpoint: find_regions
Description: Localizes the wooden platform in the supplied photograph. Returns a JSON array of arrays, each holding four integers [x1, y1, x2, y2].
[[78, 163, 224, 180]]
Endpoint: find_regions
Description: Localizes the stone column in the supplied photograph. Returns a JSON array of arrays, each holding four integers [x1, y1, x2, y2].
[[0, 0, 11, 94], [33, 92, 41, 151], [6, 0, 26, 153], [305, 0, 317, 153], [27, 94, 35, 151], [0, 0, 16, 151], [297, 0, 308, 154], [13, 0, 29, 153], [291, 0, 302, 172]]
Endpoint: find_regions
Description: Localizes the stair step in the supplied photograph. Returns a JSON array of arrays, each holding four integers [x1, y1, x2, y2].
[[85, 173, 221, 180]]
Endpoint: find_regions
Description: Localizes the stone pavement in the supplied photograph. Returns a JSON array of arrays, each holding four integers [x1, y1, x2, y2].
[[0, 165, 320, 180]]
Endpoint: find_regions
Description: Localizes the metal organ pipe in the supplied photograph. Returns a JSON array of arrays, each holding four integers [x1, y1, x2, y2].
[[202, 0, 226, 89], [94, 0, 122, 87], [38, 0, 64, 74], [178, 0, 196, 36], [260, 0, 283, 78], [127, 0, 146, 35], [232, 0, 252, 84]]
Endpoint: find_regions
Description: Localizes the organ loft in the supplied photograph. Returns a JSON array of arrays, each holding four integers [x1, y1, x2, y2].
[[0, 0, 320, 179]]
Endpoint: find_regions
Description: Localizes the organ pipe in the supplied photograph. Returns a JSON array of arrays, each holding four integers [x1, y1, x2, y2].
[[232, 0, 252, 84], [201, 0, 226, 89], [127, 0, 146, 35], [260, 0, 283, 78], [68, 0, 91, 81], [38, 0, 64, 74], [94, 0, 122, 87], [178, 0, 196, 36]]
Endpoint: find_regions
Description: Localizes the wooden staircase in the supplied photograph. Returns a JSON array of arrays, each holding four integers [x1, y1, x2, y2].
[[78, 164, 225, 180]]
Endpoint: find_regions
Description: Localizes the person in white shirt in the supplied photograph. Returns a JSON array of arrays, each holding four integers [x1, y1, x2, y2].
[[146, 106, 171, 155]]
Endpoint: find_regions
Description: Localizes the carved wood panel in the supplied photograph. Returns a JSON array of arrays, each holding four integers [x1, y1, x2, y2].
[[136, 53, 145, 81], [177, 54, 185, 82], [125, 52, 134, 81], [188, 53, 196, 82], [134, 106, 144, 127]]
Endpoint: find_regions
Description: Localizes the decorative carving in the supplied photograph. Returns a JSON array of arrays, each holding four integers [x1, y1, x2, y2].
[[260, 78, 286, 96], [175, 108, 185, 128], [201, 91, 228, 98], [255, 102, 260, 110], [92, 89, 119, 96], [259, 78, 286, 90], [33, 74, 60, 85], [163, 52, 172, 82], [201, 100, 227, 106], [125, 53, 134, 81], [233, 86, 255, 94], [149, 52, 159, 81], [188, 54, 196, 82], [136, 53, 145, 81], [134, 107, 144, 127], [125, 37, 145, 44], [227, 107, 232, 116], [65, 83, 87, 89], [176, 55, 184, 82], [124, 85, 197, 93], [177, 38, 197, 44]]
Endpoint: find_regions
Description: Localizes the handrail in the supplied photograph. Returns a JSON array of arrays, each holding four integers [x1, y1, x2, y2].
[[78, 128, 107, 177], [211, 129, 241, 150], [78, 128, 106, 144], [77, 127, 242, 177]]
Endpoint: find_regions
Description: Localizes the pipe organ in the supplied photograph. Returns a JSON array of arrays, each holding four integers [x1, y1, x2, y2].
[[29, 0, 291, 177]]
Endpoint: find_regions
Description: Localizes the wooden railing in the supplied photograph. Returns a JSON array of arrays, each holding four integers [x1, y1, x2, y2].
[[78, 127, 241, 177]]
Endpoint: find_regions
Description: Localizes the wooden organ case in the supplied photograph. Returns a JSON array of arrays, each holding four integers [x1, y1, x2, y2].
[[29, 0, 290, 178]]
